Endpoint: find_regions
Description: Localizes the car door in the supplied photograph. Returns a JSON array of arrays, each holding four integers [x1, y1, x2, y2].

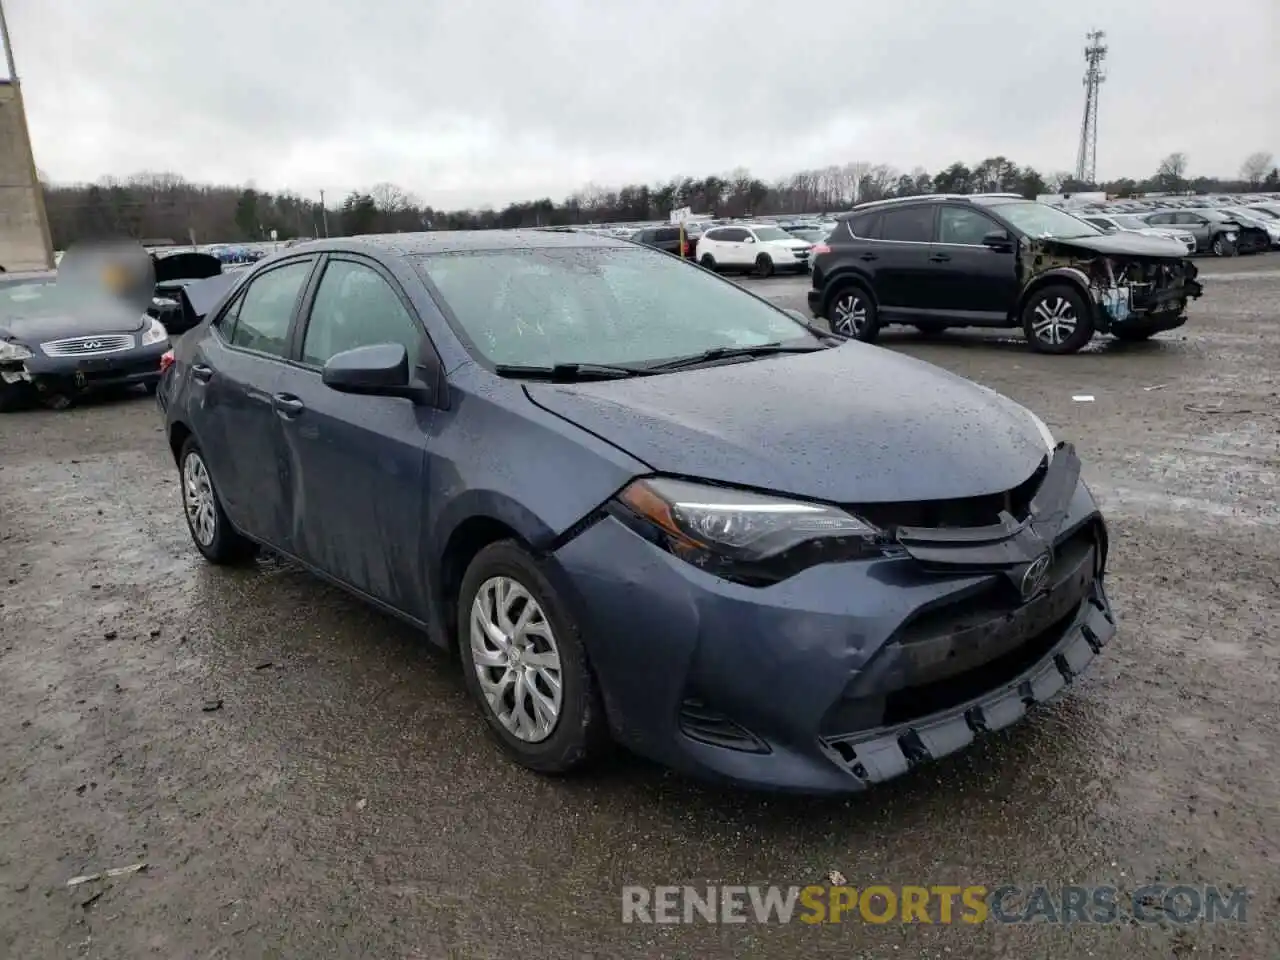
[[924, 204, 1020, 320], [716, 227, 750, 266], [870, 205, 937, 315], [1173, 213, 1211, 250], [185, 257, 316, 549], [274, 255, 433, 618]]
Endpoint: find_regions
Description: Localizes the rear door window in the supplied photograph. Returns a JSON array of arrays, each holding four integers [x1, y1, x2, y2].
[[847, 212, 881, 240], [880, 206, 936, 243], [227, 261, 313, 357]]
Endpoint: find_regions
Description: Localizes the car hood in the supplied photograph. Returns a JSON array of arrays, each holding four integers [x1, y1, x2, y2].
[[524, 345, 1047, 503], [1037, 232, 1188, 258], [0, 305, 146, 343], [775, 238, 812, 250]]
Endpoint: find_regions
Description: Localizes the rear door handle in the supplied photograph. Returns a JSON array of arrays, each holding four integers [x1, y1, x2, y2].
[[272, 393, 305, 419], [859, 252, 878, 262], [191, 364, 214, 383], [929, 253, 951, 263]]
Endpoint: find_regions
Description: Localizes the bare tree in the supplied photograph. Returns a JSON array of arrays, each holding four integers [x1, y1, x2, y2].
[[1240, 151, 1274, 186], [1155, 152, 1189, 191], [370, 182, 410, 213]]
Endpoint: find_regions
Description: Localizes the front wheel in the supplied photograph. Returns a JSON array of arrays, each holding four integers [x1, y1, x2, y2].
[[826, 285, 879, 342], [1022, 284, 1094, 354], [458, 540, 610, 774], [1211, 234, 1237, 257], [754, 254, 774, 278], [178, 437, 257, 564]]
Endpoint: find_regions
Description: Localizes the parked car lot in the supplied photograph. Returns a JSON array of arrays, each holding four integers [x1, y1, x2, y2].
[[0, 250, 1276, 957]]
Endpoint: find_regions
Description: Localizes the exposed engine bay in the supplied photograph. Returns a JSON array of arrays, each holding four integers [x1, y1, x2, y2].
[[1020, 237, 1203, 333]]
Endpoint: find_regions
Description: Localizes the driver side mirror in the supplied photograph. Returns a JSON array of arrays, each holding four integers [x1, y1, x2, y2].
[[322, 342, 434, 404], [743, 236, 756, 244], [982, 229, 1013, 251]]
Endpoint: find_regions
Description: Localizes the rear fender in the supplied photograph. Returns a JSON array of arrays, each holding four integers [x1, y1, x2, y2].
[[820, 268, 878, 315]]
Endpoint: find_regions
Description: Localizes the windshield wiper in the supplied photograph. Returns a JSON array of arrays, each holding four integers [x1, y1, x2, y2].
[[494, 362, 645, 381], [642, 342, 829, 372]]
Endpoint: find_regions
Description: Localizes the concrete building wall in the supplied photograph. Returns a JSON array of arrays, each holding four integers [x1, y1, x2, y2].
[[0, 80, 52, 271]]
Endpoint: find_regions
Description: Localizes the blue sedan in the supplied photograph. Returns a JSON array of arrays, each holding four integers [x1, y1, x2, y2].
[[158, 230, 1114, 793]]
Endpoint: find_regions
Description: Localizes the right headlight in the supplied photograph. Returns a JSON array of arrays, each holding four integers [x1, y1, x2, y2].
[[0, 340, 33, 362], [613, 477, 886, 585]]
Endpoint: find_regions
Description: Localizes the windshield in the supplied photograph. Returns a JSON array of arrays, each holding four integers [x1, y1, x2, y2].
[[414, 246, 819, 368], [1112, 215, 1148, 229], [0, 280, 114, 320], [1247, 207, 1279, 219], [985, 201, 1105, 240], [750, 227, 793, 242]]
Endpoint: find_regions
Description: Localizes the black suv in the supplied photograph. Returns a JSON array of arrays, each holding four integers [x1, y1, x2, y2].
[[808, 195, 1204, 354]]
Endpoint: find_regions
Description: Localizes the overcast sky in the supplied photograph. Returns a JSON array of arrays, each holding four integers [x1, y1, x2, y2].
[[6, 0, 1278, 208]]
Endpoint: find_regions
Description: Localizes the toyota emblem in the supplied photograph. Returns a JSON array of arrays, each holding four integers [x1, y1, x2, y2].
[[1019, 551, 1052, 600]]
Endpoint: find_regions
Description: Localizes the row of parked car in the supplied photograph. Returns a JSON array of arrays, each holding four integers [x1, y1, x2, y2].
[[1068, 197, 1280, 257]]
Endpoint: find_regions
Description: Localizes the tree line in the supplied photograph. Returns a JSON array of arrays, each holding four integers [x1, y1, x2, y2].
[[40, 151, 1279, 249]]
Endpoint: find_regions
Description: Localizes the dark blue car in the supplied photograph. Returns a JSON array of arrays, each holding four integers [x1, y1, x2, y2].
[[158, 230, 1115, 793]]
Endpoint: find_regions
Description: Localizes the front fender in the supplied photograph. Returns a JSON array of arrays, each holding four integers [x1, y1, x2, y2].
[[1016, 267, 1096, 321]]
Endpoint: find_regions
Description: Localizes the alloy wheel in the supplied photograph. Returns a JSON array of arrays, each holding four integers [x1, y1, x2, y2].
[[1030, 296, 1078, 347], [833, 293, 868, 337], [182, 452, 217, 547], [469, 576, 563, 743]]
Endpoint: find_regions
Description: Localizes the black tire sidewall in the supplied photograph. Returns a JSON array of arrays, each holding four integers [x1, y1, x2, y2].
[[826, 284, 879, 342], [1022, 284, 1094, 354], [755, 254, 773, 277], [457, 540, 607, 773], [699, 254, 717, 271]]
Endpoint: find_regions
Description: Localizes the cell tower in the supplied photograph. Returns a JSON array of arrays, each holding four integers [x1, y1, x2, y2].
[[1074, 30, 1107, 185]]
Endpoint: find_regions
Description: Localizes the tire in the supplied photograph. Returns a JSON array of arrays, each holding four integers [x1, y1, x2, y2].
[[1211, 234, 1237, 257], [1112, 327, 1157, 342], [39, 392, 74, 411], [754, 254, 774, 278], [1021, 284, 1094, 354], [458, 540, 610, 775], [825, 284, 879, 342], [178, 436, 257, 564], [699, 253, 717, 271]]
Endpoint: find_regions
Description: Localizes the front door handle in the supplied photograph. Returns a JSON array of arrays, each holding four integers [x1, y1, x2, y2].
[[272, 393, 305, 419], [191, 363, 214, 383], [859, 252, 878, 262], [928, 253, 951, 263]]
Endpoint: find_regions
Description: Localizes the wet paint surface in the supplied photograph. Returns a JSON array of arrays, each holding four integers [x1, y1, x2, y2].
[[1, 255, 1277, 957]]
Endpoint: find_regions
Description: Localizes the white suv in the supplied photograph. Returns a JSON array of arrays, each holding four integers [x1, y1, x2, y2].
[[696, 224, 813, 277]]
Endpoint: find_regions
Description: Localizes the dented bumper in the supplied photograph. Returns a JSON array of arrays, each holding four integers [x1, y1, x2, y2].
[[550, 446, 1111, 794]]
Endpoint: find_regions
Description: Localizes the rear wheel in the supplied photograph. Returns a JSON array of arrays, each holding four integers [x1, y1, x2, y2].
[[699, 253, 717, 271], [1022, 284, 1094, 354], [754, 254, 774, 278], [826, 285, 879, 342], [458, 540, 610, 774], [179, 437, 257, 564]]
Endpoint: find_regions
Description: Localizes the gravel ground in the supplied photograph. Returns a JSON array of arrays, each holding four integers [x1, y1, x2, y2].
[[1, 255, 1277, 958]]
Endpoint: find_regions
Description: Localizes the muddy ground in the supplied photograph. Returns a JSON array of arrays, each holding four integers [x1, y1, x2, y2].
[[1, 255, 1277, 958]]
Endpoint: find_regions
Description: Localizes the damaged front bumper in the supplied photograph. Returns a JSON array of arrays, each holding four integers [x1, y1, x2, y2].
[[551, 445, 1113, 793], [0, 340, 169, 402], [1093, 258, 1202, 335]]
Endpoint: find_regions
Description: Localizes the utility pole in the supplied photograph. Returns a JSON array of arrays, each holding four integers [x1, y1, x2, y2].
[[0, 0, 55, 269], [1074, 30, 1107, 185], [318, 189, 329, 237]]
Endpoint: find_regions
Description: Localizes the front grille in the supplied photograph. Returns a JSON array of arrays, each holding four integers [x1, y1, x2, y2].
[[852, 459, 1048, 533], [41, 334, 135, 357]]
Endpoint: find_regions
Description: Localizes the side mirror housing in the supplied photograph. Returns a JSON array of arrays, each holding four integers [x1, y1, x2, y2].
[[743, 236, 756, 244], [982, 229, 1013, 250], [322, 343, 433, 404]]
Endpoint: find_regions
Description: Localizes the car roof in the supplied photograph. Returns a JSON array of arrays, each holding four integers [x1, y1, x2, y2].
[[284, 229, 631, 258], [836, 193, 1027, 220]]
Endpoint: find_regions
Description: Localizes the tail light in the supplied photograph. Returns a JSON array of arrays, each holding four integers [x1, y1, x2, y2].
[[159, 350, 175, 374], [812, 243, 831, 256]]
